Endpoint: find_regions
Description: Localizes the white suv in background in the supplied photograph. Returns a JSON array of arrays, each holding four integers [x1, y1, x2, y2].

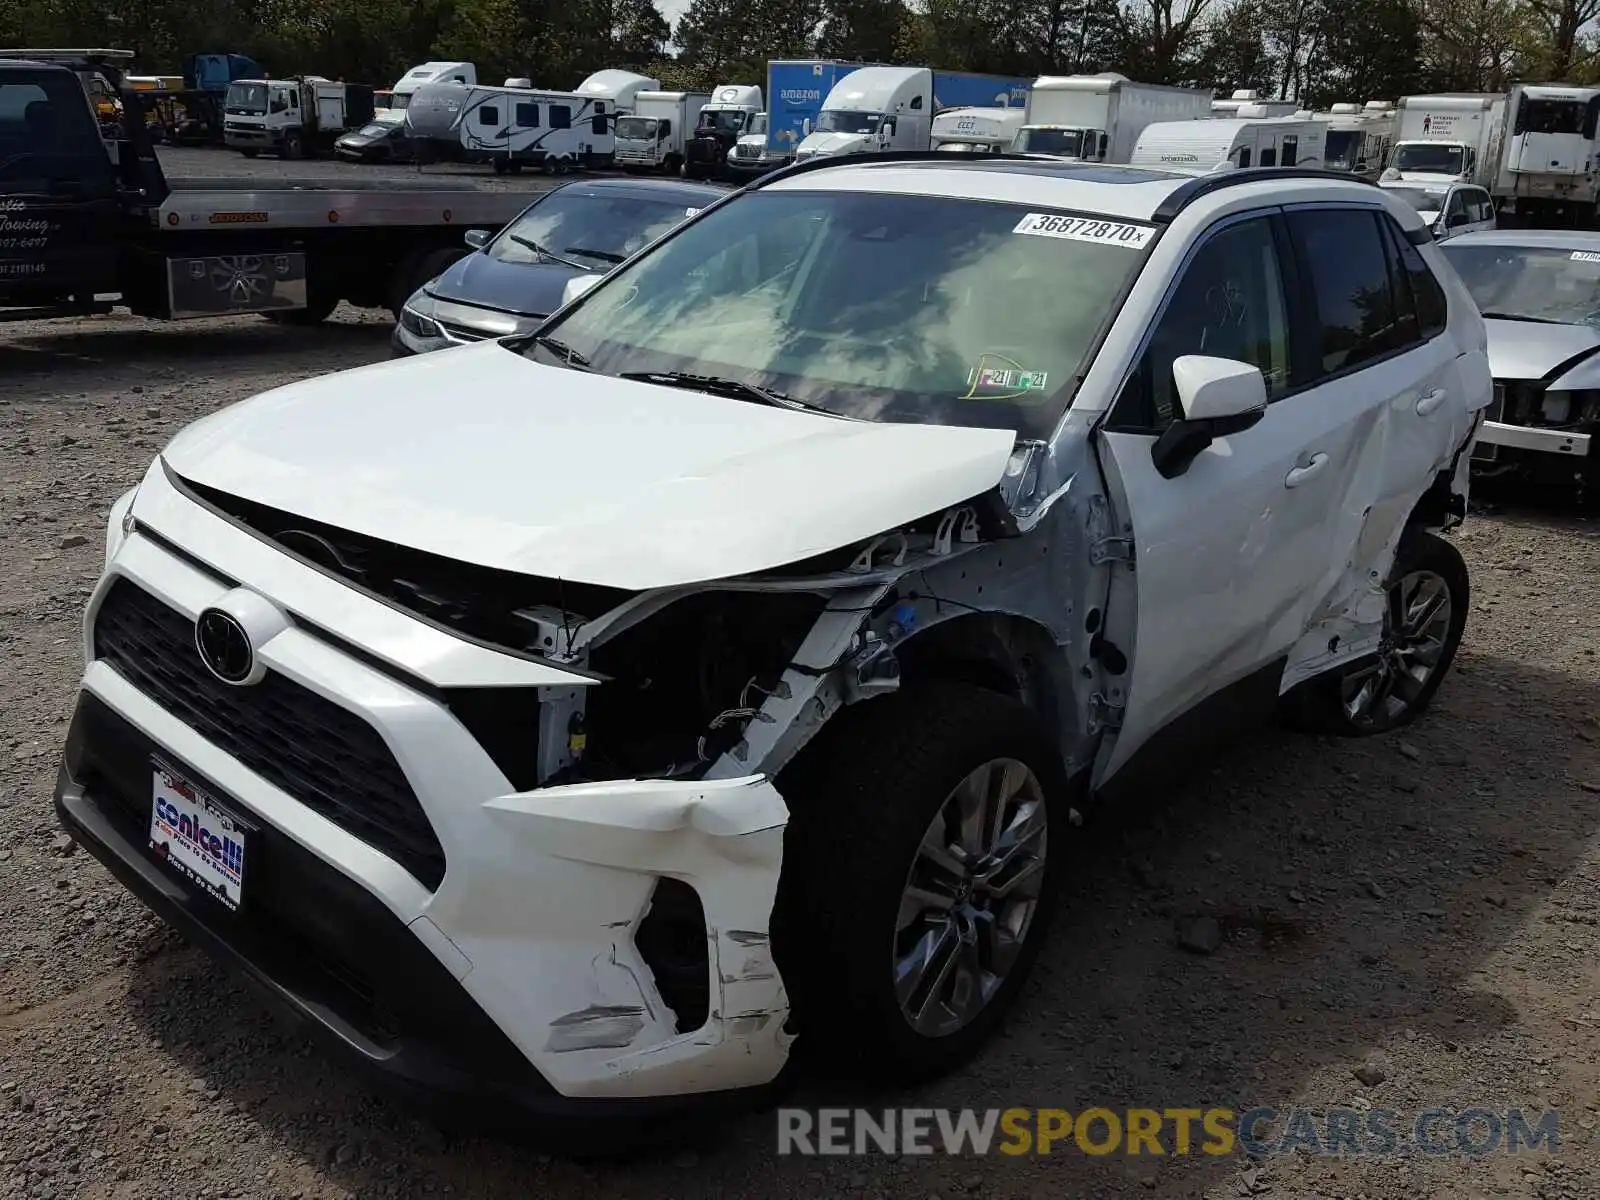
[[59, 155, 1491, 1141]]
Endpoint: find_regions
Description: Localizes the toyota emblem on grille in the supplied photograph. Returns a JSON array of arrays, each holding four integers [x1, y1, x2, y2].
[[195, 608, 255, 684]]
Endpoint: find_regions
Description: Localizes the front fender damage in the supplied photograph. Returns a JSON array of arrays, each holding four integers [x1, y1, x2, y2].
[[461, 775, 792, 1098]]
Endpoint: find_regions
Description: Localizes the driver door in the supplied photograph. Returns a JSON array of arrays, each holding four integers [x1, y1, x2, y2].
[[1092, 210, 1362, 782]]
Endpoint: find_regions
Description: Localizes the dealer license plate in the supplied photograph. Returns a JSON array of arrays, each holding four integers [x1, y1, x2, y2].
[[149, 760, 247, 909]]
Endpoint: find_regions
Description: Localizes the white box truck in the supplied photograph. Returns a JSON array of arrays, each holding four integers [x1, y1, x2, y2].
[[1492, 84, 1600, 225], [614, 91, 710, 173], [223, 76, 376, 159], [1012, 73, 1212, 162], [1383, 93, 1505, 188], [791, 66, 1031, 160], [931, 106, 1026, 152], [1129, 113, 1329, 173]]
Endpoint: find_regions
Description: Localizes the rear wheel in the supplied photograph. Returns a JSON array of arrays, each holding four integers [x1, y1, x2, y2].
[[1281, 528, 1469, 736], [281, 131, 304, 160], [772, 683, 1069, 1084]]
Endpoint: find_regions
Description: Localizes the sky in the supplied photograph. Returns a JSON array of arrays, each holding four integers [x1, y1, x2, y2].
[[658, 0, 690, 34]]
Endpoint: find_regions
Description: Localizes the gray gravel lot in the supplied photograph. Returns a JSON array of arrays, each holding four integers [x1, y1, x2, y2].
[[3, 153, 1600, 1197]]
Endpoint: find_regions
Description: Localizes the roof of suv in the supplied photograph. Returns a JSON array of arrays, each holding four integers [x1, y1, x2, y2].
[[760, 153, 1393, 227]]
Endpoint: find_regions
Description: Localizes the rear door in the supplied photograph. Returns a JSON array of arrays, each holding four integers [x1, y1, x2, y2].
[[1092, 210, 1371, 780], [0, 67, 120, 303]]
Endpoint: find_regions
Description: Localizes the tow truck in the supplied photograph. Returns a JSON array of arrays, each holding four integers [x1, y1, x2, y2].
[[0, 53, 543, 326]]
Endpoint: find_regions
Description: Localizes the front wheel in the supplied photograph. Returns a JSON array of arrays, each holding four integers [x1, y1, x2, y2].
[[772, 683, 1070, 1084], [1282, 528, 1469, 736]]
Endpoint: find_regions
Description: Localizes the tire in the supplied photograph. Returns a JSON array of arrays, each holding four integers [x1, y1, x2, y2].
[[262, 291, 339, 325], [771, 683, 1071, 1085], [492, 157, 508, 175], [281, 132, 304, 161], [663, 154, 681, 176], [1280, 528, 1469, 736]]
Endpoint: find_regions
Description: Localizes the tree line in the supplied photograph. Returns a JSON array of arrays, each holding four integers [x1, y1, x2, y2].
[[5, 0, 1599, 108]]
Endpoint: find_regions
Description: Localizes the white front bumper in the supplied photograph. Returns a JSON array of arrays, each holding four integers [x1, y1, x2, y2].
[[88, 461, 794, 1100]]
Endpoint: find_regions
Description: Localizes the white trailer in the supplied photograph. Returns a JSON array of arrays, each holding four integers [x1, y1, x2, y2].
[[931, 106, 1025, 152], [1384, 93, 1505, 189], [1130, 113, 1328, 173], [1012, 73, 1213, 162], [1492, 84, 1600, 225], [615, 90, 710, 173], [453, 85, 615, 173], [1320, 100, 1397, 177], [1212, 89, 1298, 117]]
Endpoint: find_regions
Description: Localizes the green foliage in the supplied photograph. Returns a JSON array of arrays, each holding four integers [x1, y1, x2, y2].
[[1, 0, 1590, 100]]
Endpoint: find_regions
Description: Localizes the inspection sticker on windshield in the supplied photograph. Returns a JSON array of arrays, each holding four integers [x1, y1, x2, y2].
[[1013, 213, 1155, 249], [1572, 251, 1600, 263]]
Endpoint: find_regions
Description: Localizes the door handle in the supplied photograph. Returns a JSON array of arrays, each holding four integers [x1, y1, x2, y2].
[[1284, 452, 1329, 488], [1416, 388, 1447, 416]]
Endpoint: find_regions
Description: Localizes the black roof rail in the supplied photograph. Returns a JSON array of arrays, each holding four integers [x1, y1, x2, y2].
[[745, 148, 1140, 190], [1150, 166, 1379, 222]]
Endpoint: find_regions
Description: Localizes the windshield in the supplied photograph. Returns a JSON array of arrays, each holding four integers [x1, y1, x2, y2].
[[700, 108, 747, 134], [225, 83, 268, 115], [1325, 130, 1360, 170], [1515, 98, 1587, 135], [530, 190, 1152, 437], [1393, 142, 1464, 175], [1440, 243, 1600, 326], [389, 92, 411, 110], [1014, 128, 1084, 157], [615, 116, 657, 140], [490, 190, 697, 267], [0, 74, 113, 193], [815, 110, 880, 135]]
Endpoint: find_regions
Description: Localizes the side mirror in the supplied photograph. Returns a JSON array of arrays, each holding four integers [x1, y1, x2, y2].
[[1150, 355, 1269, 479], [561, 273, 604, 306], [463, 228, 489, 249]]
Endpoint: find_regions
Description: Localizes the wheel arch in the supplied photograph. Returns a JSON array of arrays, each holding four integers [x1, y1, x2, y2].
[[891, 609, 1073, 737]]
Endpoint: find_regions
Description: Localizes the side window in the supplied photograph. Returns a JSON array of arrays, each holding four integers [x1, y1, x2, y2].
[[659, 118, 671, 138], [1381, 214, 1448, 339], [1285, 208, 1403, 374], [514, 103, 539, 128], [1237, 146, 1252, 168], [1113, 216, 1292, 430], [1473, 191, 1494, 222], [910, 95, 924, 110], [1260, 146, 1278, 167], [478, 105, 500, 126], [1282, 136, 1298, 167], [550, 105, 571, 129]]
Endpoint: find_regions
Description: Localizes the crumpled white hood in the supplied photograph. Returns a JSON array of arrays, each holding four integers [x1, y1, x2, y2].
[[161, 342, 1019, 591]]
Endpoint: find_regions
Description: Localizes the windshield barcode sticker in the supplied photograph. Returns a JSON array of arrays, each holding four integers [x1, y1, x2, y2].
[[1013, 213, 1155, 249], [1572, 251, 1600, 263]]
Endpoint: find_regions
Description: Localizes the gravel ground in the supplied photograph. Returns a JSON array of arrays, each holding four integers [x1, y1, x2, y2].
[[3, 278, 1600, 1198]]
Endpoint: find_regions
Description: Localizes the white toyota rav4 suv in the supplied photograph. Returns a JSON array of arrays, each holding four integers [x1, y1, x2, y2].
[[58, 154, 1492, 1140]]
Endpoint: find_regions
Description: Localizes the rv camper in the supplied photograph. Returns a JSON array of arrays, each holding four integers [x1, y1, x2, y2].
[[1130, 112, 1328, 172]]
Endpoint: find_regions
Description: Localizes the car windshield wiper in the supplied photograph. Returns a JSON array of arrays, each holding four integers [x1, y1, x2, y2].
[[1479, 311, 1572, 325], [618, 370, 847, 416], [565, 246, 624, 264], [508, 234, 586, 270], [528, 334, 592, 370]]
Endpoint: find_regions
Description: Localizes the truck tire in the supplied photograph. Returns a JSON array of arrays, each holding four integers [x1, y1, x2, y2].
[[492, 157, 508, 175], [771, 683, 1070, 1084], [281, 131, 304, 160], [663, 153, 682, 176], [1280, 528, 1469, 737], [387, 246, 466, 319], [262, 291, 340, 326]]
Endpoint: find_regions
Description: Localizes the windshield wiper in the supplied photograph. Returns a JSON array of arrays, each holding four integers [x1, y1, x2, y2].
[[508, 234, 586, 270], [1479, 311, 1572, 325], [528, 334, 592, 369], [565, 246, 624, 264], [618, 370, 847, 416]]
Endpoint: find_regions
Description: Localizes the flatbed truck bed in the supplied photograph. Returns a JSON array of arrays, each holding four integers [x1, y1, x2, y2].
[[1, 55, 540, 326]]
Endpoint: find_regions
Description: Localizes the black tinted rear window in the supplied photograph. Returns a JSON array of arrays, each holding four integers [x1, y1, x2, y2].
[[0, 71, 113, 193]]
